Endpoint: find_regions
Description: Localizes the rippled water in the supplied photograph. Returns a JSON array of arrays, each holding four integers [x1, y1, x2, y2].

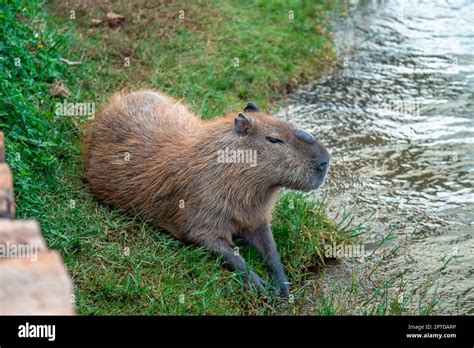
[[279, 0, 473, 314]]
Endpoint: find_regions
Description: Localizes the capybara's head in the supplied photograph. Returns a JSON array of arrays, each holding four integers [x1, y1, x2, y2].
[[233, 103, 329, 192]]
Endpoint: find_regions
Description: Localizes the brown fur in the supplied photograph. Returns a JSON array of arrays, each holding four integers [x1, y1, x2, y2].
[[83, 89, 329, 294]]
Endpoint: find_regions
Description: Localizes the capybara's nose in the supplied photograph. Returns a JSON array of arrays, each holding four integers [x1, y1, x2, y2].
[[318, 161, 328, 172]]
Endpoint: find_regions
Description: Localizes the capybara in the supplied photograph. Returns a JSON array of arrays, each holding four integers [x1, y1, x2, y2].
[[83, 90, 329, 296]]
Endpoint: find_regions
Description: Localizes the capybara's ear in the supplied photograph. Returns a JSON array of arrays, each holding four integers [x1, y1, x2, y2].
[[244, 102, 260, 113], [234, 113, 253, 135]]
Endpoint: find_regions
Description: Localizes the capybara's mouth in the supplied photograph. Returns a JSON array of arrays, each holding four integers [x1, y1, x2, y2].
[[310, 158, 329, 190], [313, 164, 329, 190]]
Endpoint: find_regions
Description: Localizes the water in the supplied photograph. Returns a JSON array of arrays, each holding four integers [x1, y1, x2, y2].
[[278, 0, 473, 314]]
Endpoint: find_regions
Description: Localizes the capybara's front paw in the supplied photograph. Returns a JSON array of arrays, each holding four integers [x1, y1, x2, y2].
[[274, 281, 290, 297], [243, 272, 271, 294]]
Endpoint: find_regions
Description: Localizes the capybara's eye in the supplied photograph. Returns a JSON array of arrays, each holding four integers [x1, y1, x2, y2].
[[266, 136, 284, 144]]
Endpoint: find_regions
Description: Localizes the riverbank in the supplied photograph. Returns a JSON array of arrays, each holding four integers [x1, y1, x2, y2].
[[1, 0, 437, 314], [307, 0, 473, 315]]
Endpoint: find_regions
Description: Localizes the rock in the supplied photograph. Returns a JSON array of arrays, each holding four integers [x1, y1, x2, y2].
[[0, 251, 74, 315]]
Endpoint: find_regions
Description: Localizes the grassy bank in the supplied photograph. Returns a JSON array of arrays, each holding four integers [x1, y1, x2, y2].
[[1, 0, 436, 315]]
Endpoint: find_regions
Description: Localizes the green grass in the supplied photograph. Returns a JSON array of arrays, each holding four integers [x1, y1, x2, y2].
[[0, 0, 439, 315]]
